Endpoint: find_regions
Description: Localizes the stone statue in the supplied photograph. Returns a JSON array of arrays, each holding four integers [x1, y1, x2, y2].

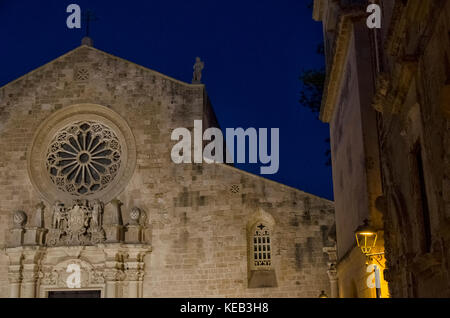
[[51, 201, 65, 230], [192, 57, 204, 84]]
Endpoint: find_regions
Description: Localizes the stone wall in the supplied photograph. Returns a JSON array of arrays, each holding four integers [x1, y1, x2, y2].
[[378, 0, 450, 298], [0, 46, 335, 297]]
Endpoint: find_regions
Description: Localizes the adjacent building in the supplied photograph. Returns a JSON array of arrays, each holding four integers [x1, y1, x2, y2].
[[314, 0, 450, 298]]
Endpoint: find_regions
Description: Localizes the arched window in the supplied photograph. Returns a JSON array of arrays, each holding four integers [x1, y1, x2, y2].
[[247, 209, 278, 288], [247, 209, 277, 288], [252, 223, 272, 268]]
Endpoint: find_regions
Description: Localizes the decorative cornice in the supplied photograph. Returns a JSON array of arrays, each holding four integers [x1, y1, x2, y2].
[[320, 13, 361, 123]]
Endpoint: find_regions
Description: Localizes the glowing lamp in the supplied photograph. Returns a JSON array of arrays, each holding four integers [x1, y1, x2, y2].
[[318, 291, 328, 298], [355, 219, 377, 255]]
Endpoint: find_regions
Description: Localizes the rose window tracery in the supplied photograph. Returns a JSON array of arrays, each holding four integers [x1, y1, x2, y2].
[[46, 121, 122, 196]]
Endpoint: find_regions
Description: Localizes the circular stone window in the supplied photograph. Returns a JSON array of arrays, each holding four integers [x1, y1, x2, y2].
[[28, 104, 136, 204], [46, 121, 122, 196]]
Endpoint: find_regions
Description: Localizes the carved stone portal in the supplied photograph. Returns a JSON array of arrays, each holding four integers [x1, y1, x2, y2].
[[6, 199, 151, 298]]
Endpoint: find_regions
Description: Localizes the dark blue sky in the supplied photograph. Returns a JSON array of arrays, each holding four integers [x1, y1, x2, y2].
[[0, 0, 333, 200]]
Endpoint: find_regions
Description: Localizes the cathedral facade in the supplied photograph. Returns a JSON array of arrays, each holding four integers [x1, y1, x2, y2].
[[0, 43, 334, 298]]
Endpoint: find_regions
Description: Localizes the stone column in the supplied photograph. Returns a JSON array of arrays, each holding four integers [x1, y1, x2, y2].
[[8, 272, 21, 298], [323, 244, 339, 298], [327, 267, 339, 298], [104, 270, 119, 298], [103, 245, 124, 298], [6, 247, 23, 298], [124, 249, 146, 298], [21, 266, 39, 298], [20, 247, 44, 298]]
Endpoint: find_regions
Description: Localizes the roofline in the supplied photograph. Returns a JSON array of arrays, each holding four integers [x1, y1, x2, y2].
[[216, 162, 334, 205], [0, 44, 204, 91]]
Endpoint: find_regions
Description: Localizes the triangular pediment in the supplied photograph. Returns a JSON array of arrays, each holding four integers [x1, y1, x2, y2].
[[0, 44, 200, 91]]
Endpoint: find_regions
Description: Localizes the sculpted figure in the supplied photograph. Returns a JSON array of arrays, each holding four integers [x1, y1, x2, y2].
[[91, 200, 104, 229], [52, 201, 65, 230], [192, 57, 204, 83]]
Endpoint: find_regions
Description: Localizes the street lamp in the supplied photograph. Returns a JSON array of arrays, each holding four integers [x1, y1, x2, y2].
[[318, 290, 328, 298], [355, 219, 384, 298], [355, 219, 377, 255]]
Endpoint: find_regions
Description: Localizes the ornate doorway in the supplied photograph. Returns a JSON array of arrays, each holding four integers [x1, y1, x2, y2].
[[6, 199, 151, 298]]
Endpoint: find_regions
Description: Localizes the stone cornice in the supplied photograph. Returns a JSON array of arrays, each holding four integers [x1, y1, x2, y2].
[[319, 13, 361, 123], [385, 0, 439, 59], [372, 0, 443, 117]]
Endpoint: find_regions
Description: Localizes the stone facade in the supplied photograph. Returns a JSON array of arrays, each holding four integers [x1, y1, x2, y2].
[[315, 0, 450, 297], [314, 0, 388, 298], [374, 0, 450, 298], [0, 44, 335, 297]]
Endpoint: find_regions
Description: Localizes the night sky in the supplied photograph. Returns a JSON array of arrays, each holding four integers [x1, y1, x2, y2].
[[0, 0, 333, 200]]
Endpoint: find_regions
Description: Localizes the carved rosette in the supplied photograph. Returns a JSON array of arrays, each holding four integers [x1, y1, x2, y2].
[[39, 271, 58, 286], [91, 271, 105, 284]]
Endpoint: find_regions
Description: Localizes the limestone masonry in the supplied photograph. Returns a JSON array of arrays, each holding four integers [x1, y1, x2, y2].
[[0, 45, 335, 297]]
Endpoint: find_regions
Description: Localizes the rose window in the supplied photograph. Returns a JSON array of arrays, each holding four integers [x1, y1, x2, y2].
[[46, 121, 122, 196]]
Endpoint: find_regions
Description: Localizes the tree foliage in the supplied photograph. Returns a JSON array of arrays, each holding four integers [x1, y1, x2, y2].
[[298, 68, 325, 115], [299, 41, 331, 166]]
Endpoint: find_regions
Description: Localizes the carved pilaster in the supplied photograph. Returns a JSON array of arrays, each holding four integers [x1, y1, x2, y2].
[[20, 247, 45, 298], [124, 247, 150, 298], [323, 244, 339, 298], [6, 247, 23, 298], [8, 271, 22, 298], [103, 246, 125, 298]]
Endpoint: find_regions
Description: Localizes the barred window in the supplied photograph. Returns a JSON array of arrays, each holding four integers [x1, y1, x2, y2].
[[252, 224, 272, 268]]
